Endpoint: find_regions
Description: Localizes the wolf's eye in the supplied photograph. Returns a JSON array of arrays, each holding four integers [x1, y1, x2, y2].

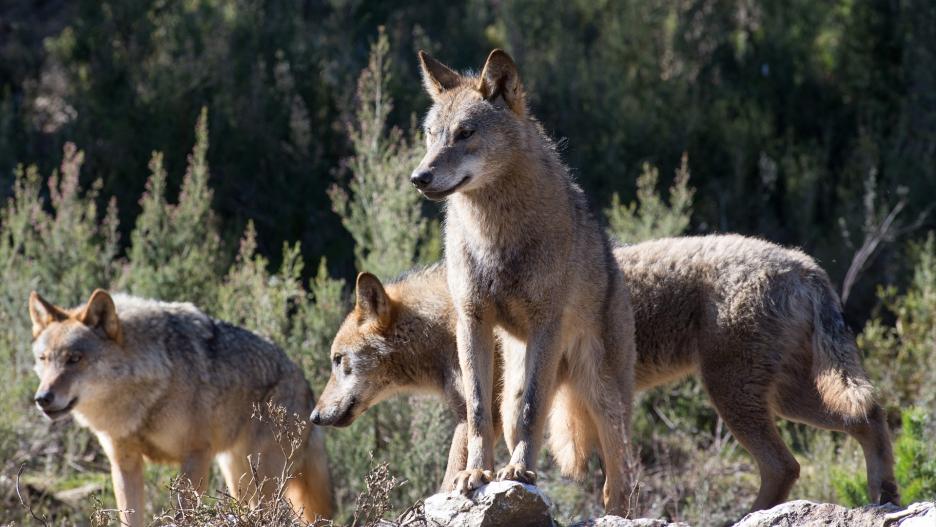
[[67, 353, 82, 364], [332, 354, 343, 367], [455, 129, 474, 141]]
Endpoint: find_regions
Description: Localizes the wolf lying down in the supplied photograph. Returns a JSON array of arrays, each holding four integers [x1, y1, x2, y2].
[[312, 234, 900, 513], [29, 290, 333, 527]]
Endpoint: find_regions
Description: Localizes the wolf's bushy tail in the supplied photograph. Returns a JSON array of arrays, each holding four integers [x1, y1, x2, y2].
[[286, 426, 334, 521], [810, 276, 875, 420], [546, 384, 595, 481]]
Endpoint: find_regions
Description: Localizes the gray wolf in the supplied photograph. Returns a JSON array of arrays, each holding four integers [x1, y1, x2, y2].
[[312, 234, 898, 512], [29, 289, 333, 526], [409, 48, 638, 515]]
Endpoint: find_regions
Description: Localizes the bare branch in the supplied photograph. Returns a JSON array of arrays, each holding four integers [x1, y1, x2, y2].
[[841, 193, 908, 306], [15, 463, 51, 527]]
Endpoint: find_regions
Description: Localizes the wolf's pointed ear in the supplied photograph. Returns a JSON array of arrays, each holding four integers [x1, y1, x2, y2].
[[355, 272, 391, 327], [77, 289, 123, 344], [479, 49, 525, 117], [29, 291, 68, 338], [418, 50, 462, 99]]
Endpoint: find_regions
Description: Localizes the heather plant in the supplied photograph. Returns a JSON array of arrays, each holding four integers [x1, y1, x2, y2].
[[606, 153, 694, 244], [859, 232, 936, 412], [329, 27, 430, 280], [216, 221, 307, 343], [0, 143, 120, 526], [216, 221, 347, 392], [120, 108, 225, 308]]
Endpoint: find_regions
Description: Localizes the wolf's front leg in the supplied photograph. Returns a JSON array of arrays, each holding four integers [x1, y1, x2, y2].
[[107, 442, 145, 527], [452, 311, 496, 494], [497, 319, 563, 484]]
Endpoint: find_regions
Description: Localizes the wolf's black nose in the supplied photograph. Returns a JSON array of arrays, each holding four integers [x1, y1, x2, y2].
[[410, 170, 433, 189], [310, 409, 322, 425], [35, 391, 54, 408]]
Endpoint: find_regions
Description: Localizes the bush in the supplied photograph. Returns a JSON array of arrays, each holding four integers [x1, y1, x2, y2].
[[860, 232, 936, 413], [605, 153, 694, 244], [830, 408, 936, 506], [120, 108, 225, 307]]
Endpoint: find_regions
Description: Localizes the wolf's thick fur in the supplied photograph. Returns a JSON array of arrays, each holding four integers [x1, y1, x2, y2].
[[312, 234, 898, 512], [29, 290, 333, 526], [411, 49, 637, 514]]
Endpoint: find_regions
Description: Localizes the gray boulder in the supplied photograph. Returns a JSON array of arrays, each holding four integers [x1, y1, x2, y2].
[[424, 480, 554, 527], [733, 499, 936, 527]]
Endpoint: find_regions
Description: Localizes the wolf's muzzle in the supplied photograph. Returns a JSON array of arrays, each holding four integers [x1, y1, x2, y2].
[[38, 396, 78, 420]]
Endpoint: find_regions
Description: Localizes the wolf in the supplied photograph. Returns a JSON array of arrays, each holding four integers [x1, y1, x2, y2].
[[28, 289, 333, 526], [312, 234, 899, 512], [409, 48, 638, 514]]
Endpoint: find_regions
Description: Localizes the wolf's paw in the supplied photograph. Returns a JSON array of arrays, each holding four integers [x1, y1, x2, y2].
[[495, 463, 536, 484], [453, 468, 493, 495]]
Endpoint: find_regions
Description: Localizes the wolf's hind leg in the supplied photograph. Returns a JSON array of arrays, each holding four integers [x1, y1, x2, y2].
[[575, 343, 634, 515], [773, 379, 898, 505], [499, 331, 527, 453], [701, 361, 799, 511]]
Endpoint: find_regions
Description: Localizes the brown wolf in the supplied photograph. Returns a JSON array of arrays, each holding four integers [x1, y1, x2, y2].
[[312, 234, 898, 512], [29, 290, 333, 526], [409, 48, 637, 515]]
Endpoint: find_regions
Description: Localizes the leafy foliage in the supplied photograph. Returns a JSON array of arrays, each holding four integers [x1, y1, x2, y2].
[[860, 233, 936, 412], [329, 28, 429, 280], [606, 153, 694, 243], [121, 108, 224, 307]]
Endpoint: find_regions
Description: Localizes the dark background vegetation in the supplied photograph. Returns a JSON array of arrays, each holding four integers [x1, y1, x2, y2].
[[3, 0, 934, 316], [1, 1, 934, 525]]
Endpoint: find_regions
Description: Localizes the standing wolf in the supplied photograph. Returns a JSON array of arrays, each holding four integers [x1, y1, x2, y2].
[[410, 49, 637, 514], [29, 290, 333, 526], [312, 235, 898, 514]]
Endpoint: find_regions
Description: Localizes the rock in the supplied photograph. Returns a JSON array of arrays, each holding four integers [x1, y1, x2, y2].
[[424, 480, 554, 527], [883, 501, 936, 527], [422, 482, 936, 527], [733, 499, 936, 527], [54, 482, 104, 505], [571, 516, 688, 527]]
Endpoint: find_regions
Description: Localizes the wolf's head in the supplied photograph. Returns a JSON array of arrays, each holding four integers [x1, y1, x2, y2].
[[410, 49, 528, 201], [311, 272, 435, 427], [28, 289, 123, 421]]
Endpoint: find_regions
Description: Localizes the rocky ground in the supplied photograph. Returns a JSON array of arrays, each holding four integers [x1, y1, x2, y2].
[[418, 481, 936, 527]]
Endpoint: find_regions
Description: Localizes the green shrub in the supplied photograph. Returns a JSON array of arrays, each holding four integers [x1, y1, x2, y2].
[[329, 27, 429, 281], [120, 108, 225, 308], [831, 407, 936, 506], [893, 408, 936, 503], [860, 232, 936, 413], [606, 153, 694, 244]]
